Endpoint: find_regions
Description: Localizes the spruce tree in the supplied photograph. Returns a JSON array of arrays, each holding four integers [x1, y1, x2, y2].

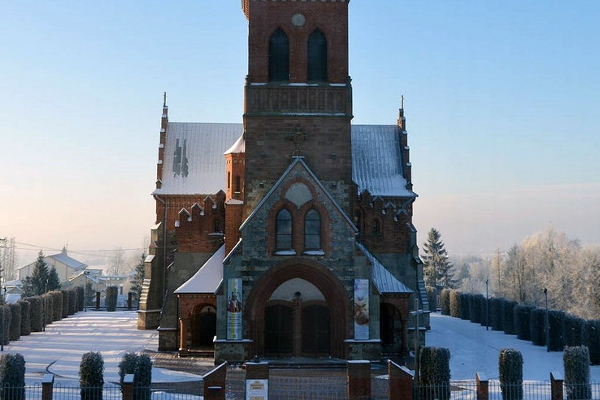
[[47, 267, 61, 291], [30, 251, 49, 295], [422, 228, 458, 293]]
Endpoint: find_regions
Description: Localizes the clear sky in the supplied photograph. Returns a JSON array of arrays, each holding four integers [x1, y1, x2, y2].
[[1, 1, 599, 266]]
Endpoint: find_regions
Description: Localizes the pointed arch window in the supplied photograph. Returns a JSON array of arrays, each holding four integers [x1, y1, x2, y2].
[[276, 209, 293, 251], [269, 28, 290, 82], [307, 29, 328, 82], [304, 209, 321, 250]]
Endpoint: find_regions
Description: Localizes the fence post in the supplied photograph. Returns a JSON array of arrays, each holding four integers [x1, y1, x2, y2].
[[122, 374, 134, 400], [42, 373, 54, 400], [203, 361, 227, 400], [388, 360, 413, 400], [476, 372, 489, 400], [245, 361, 269, 400], [348, 360, 371, 400], [550, 371, 564, 400]]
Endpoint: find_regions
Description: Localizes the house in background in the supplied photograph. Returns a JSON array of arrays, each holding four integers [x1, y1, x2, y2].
[[18, 247, 86, 283]]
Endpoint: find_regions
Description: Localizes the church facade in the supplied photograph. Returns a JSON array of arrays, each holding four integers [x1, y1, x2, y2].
[[138, 0, 427, 363]]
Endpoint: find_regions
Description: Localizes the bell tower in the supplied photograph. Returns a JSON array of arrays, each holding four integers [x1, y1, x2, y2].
[[241, 0, 353, 216]]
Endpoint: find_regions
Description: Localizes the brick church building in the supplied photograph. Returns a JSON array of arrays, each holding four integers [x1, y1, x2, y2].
[[138, 0, 427, 363]]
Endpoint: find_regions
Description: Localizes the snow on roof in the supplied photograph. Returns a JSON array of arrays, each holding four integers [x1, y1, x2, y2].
[[224, 133, 245, 154], [352, 125, 416, 198], [175, 245, 225, 294], [356, 242, 412, 294], [47, 252, 86, 270], [153, 123, 243, 195]]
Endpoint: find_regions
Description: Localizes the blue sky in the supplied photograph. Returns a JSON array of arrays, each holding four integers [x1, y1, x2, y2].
[[1, 1, 599, 266]]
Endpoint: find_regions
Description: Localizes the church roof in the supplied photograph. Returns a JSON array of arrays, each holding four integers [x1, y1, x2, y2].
[[356, 242, 413, 294], [352, 125, 416, 198], [153, 123, 243, 195], [174, 245, 225, 294], [154, 122, 414, 198]]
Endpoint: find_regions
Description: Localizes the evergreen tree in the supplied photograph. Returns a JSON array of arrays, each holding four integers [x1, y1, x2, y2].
[[30, 251, 49, 295], [47, 267, 61, 291], [422, 228, 458, 292], [130, 253, 146, 301]]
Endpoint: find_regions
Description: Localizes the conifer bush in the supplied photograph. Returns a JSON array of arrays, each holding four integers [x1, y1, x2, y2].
[[51, 291, 63, 321], [585, 320, 600, 365], [118, 352, 152, 400], [0, 353, 25, 400], [489, 297, 503, 331], [514, 305, 533, 341], [419, 347, 451, 400], [469, 294, 483, 324], [79, 352, 104, 400], [0, 306, 11, 346], [17, 301, 30, 337], [426, 286, 437, 313], [459, 293, 470, 320], [502, 300, 517, 335], [564, 315, 584, 347], [530, 308, 546, 346], [106, 287, 118, 312], [8, 303, 21, 342], [28, 297, 43, 332], [43, 293, 53, 326], [564, 346, 591, 400], [76, 286, 85, 311], [549, 310, 565, 352], [68, 289, 77, 315], [440, 289, 451, 315], [499, 348, 523, 400], [449, 290, 461, 318], [61, 290, 69, 318]]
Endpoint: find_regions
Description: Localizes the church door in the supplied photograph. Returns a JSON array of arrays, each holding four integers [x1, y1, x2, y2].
[[301, 304, 330, 356], [191, 307, 217, 348], [264, 304, 293, 355], [380, 303, 402, 355]]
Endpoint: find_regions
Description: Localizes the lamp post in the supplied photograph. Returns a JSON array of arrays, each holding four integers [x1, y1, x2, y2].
[[1, 286, 4, 351], [485, 279, 489, 331], [544, 288, 549, 352]]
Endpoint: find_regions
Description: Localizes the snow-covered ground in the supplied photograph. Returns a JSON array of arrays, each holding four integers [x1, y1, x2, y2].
[[3, 310, 199, 386], [427, 312, 600, 381]]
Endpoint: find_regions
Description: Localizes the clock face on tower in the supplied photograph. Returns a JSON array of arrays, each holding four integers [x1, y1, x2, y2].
[[292, 13, 306, 27]]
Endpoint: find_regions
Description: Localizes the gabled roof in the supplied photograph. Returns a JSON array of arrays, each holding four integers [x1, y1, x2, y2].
[[352, 125, 416, 198], [175, 245, 225, 294], [239, 156, 357, 232], [47, 252, 86, 270], [154, 123, 243, 195], [356, 242, 412, 294]]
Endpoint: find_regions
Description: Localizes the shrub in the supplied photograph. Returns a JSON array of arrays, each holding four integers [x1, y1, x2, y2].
[[76, 286, 85, 312], [586, 320, 600, 365], [440, 289, 451, 316], [469, 294, 483, 324], [489, 298, 503, 331], [419, 347, 451, 400], [68, 290, 77, 315], [0, 353, 26, 400], [43, 294, 53, 326], [564, 315, 585, 347], [514, 305, 533, 341], [28, 297, 43, 332], [8, 303, 21, 342], [549, 310, 565, 352], [79, 352, 104, 400], [61, 290, 69, 319], [426, 286, 437, 313], [118, 352, 152, 400], [106, 287, 118, 312], [50, 291, 63, 321], [564, 346, 591, 400], [0, 306, 11, 346], [449, 291, 461, 318], [17, 301, 30, 337], [530, 308, 546, 346], [503, 300, 517, 335], [499, 348, 523, 400], [459, 293, 470, 320]]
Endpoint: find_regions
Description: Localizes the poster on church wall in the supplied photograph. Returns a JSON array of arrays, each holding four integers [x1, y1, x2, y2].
[[227, 278, 243, 340], [354, 279, 370, 340]]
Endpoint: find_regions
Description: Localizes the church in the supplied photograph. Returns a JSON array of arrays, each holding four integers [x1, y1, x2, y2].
[[138, 0, 427, 363]]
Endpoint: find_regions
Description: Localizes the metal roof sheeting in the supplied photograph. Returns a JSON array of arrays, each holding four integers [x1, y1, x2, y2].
[[356, 242, 412, 294]]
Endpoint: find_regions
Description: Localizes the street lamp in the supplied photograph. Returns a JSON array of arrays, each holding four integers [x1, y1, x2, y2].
[[544, 288, 549, 352], [485, 279, 489, 331]]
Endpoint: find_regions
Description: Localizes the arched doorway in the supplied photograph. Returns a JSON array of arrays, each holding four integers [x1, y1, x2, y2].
[[245, 261, 349, 359], [380, 303, 403, 356], [191, 305, 216, 348]]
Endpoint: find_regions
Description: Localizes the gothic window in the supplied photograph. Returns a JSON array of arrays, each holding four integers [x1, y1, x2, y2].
[[213, 219, 221, 233], [304, 209, 321, 250], [269, 29, 290, 82], [276, 209, 293, 250], [227, 172, 231, 189], [235, 176, 241, 193], [372, 218, 381, 236], [307, 29, 327, 82]]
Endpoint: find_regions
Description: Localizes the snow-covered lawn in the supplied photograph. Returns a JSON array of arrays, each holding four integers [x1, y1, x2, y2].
[[3, 310, 199, 386], [427, 312, 600, 381]]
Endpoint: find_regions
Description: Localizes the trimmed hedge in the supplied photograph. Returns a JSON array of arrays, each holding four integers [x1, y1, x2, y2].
[[586, 320, 600, 365], [548, 310, 566, 352], [17, 300, 30, 337], [76, 286, 85, 312], [61, 290, 69, 319], [499, 348, 523, 400], [469, 294, 483, 324], [8, 303, 21, 342], [530, 308, 546, 346], [0, 353, 26, 400], [489, 298, 503, 331], [68, 290, 77, 315], [564, 315, 585, 347], [426, 286, 437, 313], [449, 291, 461, 318], [80, 352, 104, 400], [564, 346, 591, 400], [502, 300, 518, 335], [514, 305, 533, 341], [50, 291, 63, 321], [106, 287, 118, 312], [459, 293, 470, 320], [28, 296, 44, 332], [118, 352, 152, 400], [440, 289, 451, 316], [43, 293, 53, 326], [419, 347, 451, 400], [0, 306, 10, 346]]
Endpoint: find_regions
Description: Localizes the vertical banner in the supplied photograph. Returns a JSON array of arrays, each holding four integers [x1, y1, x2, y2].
[[353, 279, 370, 340], [227, 278, 243, 340]]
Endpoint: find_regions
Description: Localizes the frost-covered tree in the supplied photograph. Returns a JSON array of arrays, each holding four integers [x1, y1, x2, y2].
[[47, 267, 61, 291], [30, 251, 49, 295], [422, 228, 458, 294]]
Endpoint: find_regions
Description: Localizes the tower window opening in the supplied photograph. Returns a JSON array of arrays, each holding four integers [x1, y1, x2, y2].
[[269, 28, 290, 82], [307, 29, 328, 82]]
